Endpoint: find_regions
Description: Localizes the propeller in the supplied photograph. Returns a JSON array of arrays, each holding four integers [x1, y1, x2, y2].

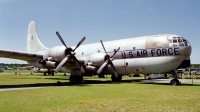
[[55, 31, 86, 74], [97, 40, 120, 78]]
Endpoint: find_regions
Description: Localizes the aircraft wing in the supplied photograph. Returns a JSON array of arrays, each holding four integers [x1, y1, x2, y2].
[[0, 49, 43, 61]]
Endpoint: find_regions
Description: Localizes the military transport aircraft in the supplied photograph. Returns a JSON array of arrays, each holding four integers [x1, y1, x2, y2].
[[0, 21, 192, 85]]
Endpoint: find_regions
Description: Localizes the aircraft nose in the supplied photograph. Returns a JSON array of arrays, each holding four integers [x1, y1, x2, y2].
[[185, 46, 192, 56]]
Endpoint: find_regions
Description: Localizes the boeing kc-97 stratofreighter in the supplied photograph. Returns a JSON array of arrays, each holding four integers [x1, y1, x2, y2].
[[0, 21, 192, 85]]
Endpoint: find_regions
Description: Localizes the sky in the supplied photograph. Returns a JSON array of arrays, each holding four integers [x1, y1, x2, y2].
[[0, 0, 200, 64]]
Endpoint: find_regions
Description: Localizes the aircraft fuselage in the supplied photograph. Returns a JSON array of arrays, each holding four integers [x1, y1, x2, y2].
[[50, 34, 191, 75]]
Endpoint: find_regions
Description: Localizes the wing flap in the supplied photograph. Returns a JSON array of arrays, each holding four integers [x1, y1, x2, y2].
[[0, 49, 43, 61]]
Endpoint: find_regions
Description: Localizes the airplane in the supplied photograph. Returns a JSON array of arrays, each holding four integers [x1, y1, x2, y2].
[[0, 21, 192, 85]]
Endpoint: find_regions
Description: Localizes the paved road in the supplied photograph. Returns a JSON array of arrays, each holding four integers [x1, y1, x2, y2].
[[0, 87, 45, 91], [134, 79, 200, 84]]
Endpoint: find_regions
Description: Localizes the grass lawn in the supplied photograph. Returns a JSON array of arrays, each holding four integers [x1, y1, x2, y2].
[[0, 71, 200, 112]]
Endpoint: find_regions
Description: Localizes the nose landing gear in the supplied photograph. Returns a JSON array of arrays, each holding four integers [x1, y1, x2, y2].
[[170, 78, 181, 86], [170, 70, 181, 86]]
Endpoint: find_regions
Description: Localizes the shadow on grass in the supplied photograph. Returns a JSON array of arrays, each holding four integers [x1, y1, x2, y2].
[[0, 78, 199, 90], [84, 79, 200, 86]]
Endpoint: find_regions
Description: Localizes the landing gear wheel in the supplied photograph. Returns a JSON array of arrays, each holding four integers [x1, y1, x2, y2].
[[98, 74, 105, 78], [170, 78, 180, 86], [51, 72, 54, 76], [111, 75, 122, 82], [77, 76, 83, 82], [69, 75, 83, 84], [70, 75, 76, 83]]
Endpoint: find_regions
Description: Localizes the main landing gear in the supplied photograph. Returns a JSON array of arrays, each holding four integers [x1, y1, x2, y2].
[[69, 75, 83, 83], [111, 75, 122, 82], [43, 72, 54, 76], [170, 70, 181, 86], [69, 69, 83, 84], [170, 78, 181, 86]]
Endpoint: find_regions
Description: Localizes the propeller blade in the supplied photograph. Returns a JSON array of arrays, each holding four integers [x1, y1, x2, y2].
[[100, 40, 108, 55], [56, 31, 68, 48], [111, 47, 120, 58], [55, 56, 69, 72], [98, 40, 119, 76], [110, 62, 118, 78], [55, 32, 86, 74], [73, 37, 86, 51], [74, 57, 85, 74], [97, 60, 109, 74]]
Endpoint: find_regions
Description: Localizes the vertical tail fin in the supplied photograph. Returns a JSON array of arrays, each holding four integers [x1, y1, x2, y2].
[[26, 21, 48, 53]]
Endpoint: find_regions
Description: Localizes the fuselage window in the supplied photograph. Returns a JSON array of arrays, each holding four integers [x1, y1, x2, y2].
[[98, 50, 100, 53], [133, 47, 135, 50], [82, 52, 84, 55]]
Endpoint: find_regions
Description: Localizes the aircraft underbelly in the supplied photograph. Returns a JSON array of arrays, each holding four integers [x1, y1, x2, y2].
[[114, 56, 186, 74]]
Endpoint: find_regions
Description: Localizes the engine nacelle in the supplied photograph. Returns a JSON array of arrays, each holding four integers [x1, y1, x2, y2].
[[43, 61, 56, 68], [89, 53, 107, 67], [33, 67, 54, 73], [85, 65, 97, 72], [31, 60, 56, 69], [46, 46, 67, 62]]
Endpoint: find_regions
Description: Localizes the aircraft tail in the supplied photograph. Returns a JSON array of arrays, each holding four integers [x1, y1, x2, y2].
[[26, 21, 48, 53]]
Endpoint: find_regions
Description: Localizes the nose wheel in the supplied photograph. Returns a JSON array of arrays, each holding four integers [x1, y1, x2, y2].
[[170, 70, 181, 86], [170, 78, 181, 86]]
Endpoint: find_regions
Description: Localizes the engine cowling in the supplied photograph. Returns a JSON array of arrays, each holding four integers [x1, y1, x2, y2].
[[47, 46, 67, 62], [88, 53, 107, 67], [33, 67, 54, 73], [31, 60, 56, 69], [85, 65, 97, 72], [29, 46, 73, 70]]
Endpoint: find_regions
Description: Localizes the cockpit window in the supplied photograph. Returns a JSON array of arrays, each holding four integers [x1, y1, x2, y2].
[[177, 37, 181, 42], [182, 38, 188, 46], [170, 37, 190, 47], [178, 37, 184, 46], [173, 37, 177, 43]]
